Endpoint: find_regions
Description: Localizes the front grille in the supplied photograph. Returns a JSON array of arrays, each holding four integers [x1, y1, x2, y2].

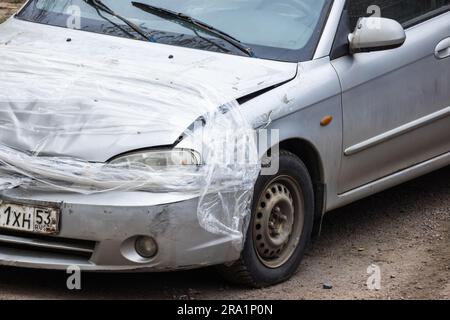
[[0, 229, 96, 259]]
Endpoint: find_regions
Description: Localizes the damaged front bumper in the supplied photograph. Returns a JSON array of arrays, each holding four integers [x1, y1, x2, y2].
[[0, 29, 261, 271], [0, 189, 242, 271]]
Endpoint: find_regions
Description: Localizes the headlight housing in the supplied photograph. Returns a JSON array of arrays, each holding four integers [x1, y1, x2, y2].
[[109, 149, 202, 168]]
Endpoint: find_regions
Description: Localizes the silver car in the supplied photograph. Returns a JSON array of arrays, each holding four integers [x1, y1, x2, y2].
[[0, 0, 449, 287]]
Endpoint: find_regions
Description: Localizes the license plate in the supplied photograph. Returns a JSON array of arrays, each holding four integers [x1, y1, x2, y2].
[[0, 202, 60, 235]]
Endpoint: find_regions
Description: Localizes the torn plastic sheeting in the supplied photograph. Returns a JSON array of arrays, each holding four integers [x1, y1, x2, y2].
[[0, 49, 261, 244], [0, 174, 31, 191], [0, 123, 257, 194]]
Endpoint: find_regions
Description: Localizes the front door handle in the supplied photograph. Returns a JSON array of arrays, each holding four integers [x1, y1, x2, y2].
[[435, 38, 450, 59]]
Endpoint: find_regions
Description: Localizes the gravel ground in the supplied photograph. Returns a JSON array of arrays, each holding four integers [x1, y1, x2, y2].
[[0, 166, 448, 300], [0, 0, 23, 23], [0, 1, 449, 300]]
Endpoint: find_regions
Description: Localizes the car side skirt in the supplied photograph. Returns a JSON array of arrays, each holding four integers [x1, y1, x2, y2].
[[334, 151, 450, 209]]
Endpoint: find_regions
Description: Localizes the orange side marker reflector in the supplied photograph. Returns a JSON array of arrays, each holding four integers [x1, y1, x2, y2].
[[320, 115, 333, 127]]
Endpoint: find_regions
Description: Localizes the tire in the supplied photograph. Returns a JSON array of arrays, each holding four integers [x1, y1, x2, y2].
[[218, 150, 315, 288]]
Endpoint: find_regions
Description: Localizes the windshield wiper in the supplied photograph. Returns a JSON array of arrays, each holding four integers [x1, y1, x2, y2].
[[83, 0, 151, 41], [131, 2, 255, 57]]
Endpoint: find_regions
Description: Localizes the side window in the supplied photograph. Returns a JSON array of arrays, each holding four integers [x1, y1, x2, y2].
[[347, 0, 450, 30]]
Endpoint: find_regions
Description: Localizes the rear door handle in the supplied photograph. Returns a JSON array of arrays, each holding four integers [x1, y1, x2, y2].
[[435, 38, 450, 59]]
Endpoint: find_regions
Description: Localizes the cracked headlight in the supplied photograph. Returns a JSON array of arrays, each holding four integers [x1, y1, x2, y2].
[[109, 149, 202, 168]]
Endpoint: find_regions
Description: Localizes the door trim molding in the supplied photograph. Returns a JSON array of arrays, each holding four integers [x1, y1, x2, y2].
[[336, 151, 450, 207], [344, 106, 450, 156]]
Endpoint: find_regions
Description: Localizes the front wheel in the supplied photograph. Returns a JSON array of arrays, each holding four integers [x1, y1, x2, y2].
[[218, 150, 315, 287]]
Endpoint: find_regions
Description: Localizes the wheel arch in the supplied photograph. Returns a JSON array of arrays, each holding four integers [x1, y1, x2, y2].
[[277, 138, 326, 237]]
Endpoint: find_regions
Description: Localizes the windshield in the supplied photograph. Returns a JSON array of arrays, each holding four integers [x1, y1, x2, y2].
[[17, 0, 332, 62]]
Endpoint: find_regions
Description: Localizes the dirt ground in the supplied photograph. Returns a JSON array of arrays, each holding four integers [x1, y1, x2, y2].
[[0, 1, 449, 300], [0, 166, 448, 300], [0, 0, 23, 23]]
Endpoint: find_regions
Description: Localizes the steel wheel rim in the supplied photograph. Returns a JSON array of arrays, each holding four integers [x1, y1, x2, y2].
[[252, 175, 305, 269]]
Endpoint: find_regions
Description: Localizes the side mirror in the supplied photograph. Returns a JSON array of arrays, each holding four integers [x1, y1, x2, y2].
[[349, 17, 406, 53]]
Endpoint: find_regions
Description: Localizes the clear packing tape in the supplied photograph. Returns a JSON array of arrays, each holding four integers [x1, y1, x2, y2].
[[0, 45, 261, 244]]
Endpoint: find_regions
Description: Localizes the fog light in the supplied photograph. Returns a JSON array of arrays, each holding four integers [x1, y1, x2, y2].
[[135, 236, 158, 258]]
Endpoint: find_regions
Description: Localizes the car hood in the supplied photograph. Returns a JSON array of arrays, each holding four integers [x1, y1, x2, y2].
[[0, 19, 297, 162]]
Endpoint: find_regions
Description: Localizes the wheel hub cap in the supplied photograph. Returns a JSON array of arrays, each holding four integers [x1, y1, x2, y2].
[[253, 180, 300, 267]]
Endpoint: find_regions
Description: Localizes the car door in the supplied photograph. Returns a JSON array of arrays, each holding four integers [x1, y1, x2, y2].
[[331, 0, 450, 193]]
